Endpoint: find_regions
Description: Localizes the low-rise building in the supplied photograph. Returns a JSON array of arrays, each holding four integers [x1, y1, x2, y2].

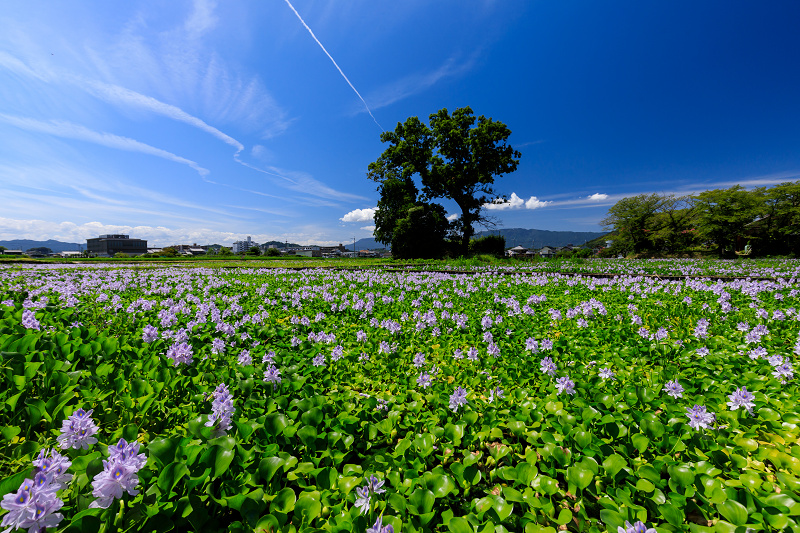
[[86, 235, 147, 257]]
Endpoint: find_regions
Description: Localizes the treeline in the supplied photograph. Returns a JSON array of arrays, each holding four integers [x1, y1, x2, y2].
[[602, 182, 800, 257]]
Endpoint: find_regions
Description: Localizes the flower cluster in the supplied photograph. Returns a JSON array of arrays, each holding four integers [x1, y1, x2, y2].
[[354, 475, 386, 515], [449, 386, 468, 412], [540, 356, 557, 377], [21, 309, 41, 330], [367, 516, 394, 533], [663, 380, 684, 399], [555, 376, 575, 395], [206, 383, 235, 436], [686, 405, 715, 430], [141, 324, 158, 343], [90, 439, 147, 509], [0, 449, 71, 532], [263, 365, 282, 390], [166, 342, 194, 366], [727, 386, 755, 415], [57, 408, 99, 450], [618, 521, 657, 533]]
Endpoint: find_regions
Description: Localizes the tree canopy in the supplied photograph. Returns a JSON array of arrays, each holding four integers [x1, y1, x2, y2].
[[368, 107, 520, 257], [602, 181, 800, 257]]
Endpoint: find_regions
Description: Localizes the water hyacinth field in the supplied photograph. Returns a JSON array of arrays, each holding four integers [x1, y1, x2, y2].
[[1, 261, 800, 533]]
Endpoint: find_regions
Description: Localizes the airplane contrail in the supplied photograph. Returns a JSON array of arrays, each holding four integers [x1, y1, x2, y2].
[[283, 0, 383, 131]]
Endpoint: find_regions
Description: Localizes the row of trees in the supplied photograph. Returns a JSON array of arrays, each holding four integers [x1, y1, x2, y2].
[[601, 182, 800, 257]]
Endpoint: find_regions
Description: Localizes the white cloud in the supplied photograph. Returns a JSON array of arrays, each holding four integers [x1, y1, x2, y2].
[[0, 113, 209, 177], [525, 196, 550, 209], [587, 193, 609, 201], [360, 225, 376, 232], [340, 207, 377, 222], [485, 193, 550, 210], [446, 213, 459, 221]]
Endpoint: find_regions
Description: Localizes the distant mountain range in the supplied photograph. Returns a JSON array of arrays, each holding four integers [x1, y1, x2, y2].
[[475, 228, 607, 248], [0, 239, 83, 252]]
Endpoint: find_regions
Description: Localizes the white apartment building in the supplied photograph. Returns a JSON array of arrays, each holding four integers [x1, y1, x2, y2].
[[232, 236, 257, 254]]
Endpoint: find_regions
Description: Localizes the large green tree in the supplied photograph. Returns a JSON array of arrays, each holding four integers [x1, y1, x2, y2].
[[693, 185, 764, 258], [368, 107, 520, 257], [601, 193, 668, 254]]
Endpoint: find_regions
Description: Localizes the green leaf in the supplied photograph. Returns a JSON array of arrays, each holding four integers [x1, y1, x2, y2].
[[555, 508, 573, 525], [408, 488, 435, 515], [271, 487, 296, 513], [0, 469, 33, 498], [148, 437, 179, 466], [264, 413, 287, 435], [716, 500, 748, 526], [493, 496, 514, 521], [668, 465, 695, 487], [258, 456, 285, 484], [448, 516, 473, 533], [297, 425, 318, 446], [294, 494, 321, 523], [214, 449, 235, 478], [427, 473, 456, 498], [603, 453, 627, 477], [631, 433, 650, 453], [567, 466, 594, 490], [658, 502, 684, 526], [635, 478, 655, 492]]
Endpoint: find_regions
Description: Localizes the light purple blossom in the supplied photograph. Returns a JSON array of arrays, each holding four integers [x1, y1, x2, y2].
[[142, 325, 158, 343], [57, 408, 99, 450], [237, 349, 252, 366], [467, 347, 479, 362], [413, 353, 426, 368], [727, 386, 756, 415], [686, 405, 715, 430], [618, 521, 657, 533], [488, 387, 504, 403], [367, 515, 394, 533], [599, 368, 615, 380], [555, 376, 575, 395], [89, 439, 146, 509], [663, 380, 684, 399], [525, 337, 539, 352], [263, 365, 281, 390], [449, 387, 468, 412], [313, 353, 326, 367], [332, 345, 344, 361], [166, 342, 194, 366], [696, 346, 710, 357], [206, 383, 235, 436], [540, 356, 557, 377], [21, 309, 41, 330]]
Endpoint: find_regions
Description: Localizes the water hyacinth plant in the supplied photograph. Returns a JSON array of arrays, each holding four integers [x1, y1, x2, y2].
[[1, 258, 799, 532]]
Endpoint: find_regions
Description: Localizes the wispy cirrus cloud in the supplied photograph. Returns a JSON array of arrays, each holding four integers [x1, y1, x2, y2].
[[0, 113, 209, 176], [360, 53, 478, 113]]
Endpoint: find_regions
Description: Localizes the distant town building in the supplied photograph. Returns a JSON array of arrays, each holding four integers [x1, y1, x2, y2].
[[86, 234, 147, 257], [232, 236, 257, 254]]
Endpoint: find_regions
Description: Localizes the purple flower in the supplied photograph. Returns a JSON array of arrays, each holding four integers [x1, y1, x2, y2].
[[663, 380, 684, 398], [686, 405, 715, 430], [367, 475, 386, 495], [481, 315, 493, 329], [487, 342, 500, 358], [205, 383, 235, 436], [599, 368, 615, 380], [449, 387, 468, 412], [32, 449, 72, 491], [332, 345, 344, 361], [727, 386, 755, 415], [57, 408, 99, 450], [142, 325, 158, 343], [413, 353, 426, 368], [540, 356, 557, 377], [263, 365, 282, 390], [237, 350, 252, 366], [417, 371, 432, 388], [618, 521, 657, 533], [488, 387, 504, 403], [452, 349, 463, 360], [313, 354, 326, 367], [654, 327, 668, 341], [0, 476, 64, 533], [467, 347, 479, 362], [694, 318, 709, 339], [356, 330, 367, 342], [555, 376, 575, 395], [211, 338, 226, 355], [696, 346, 710, 357], [354, 486, 370, 515], [367, 515, 394, 533], [166, 342, 194, 366], [525, 337, 539, 352], [773, 362, 794, 382], [541, 339, 553, 350], [21, 309, 41, 330], [89, 439, 146, 509]]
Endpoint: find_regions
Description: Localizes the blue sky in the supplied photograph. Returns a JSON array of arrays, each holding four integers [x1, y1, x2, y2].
[[1, 1, 798, 246]]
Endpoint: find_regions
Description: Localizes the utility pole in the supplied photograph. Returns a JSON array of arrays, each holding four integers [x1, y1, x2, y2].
[[353, 237, 356, 254]]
